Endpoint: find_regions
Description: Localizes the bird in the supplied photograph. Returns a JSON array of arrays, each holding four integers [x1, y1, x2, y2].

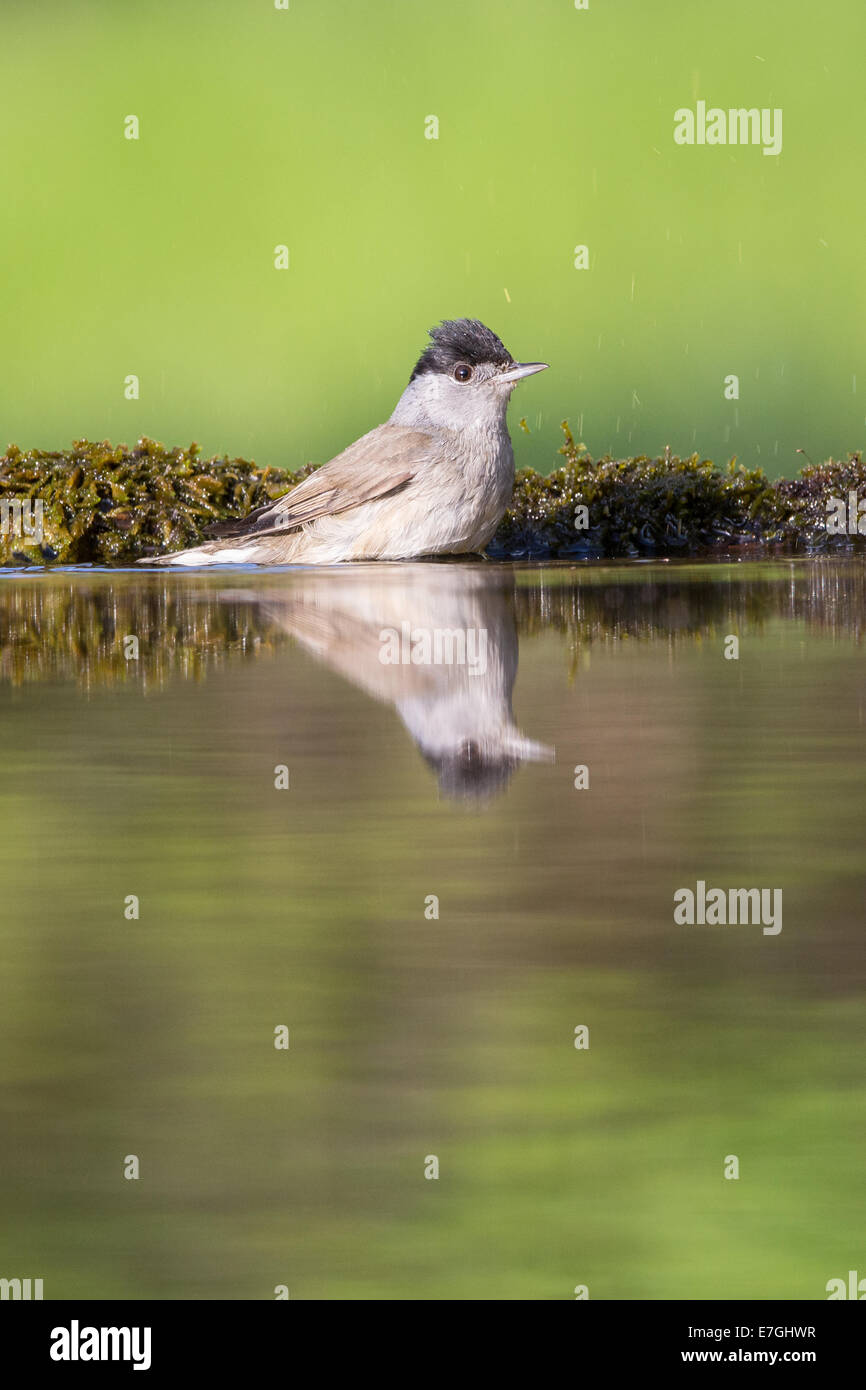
[[143, 319, 547, 566]]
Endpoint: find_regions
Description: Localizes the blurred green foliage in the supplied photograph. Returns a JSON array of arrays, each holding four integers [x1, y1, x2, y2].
[[0, 0, 864, 477]]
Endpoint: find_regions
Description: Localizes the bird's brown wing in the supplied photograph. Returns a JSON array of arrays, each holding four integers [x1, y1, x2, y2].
[[206, 423, 433, 540]]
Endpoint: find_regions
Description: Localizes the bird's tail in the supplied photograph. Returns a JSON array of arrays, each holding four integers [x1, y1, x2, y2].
[[137, 538, 252, 567]]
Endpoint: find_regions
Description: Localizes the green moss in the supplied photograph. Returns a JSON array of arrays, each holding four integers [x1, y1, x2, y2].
[[1, 429, 864, 565], [489, 424, 866, 559], [0, 438, 311, 565]]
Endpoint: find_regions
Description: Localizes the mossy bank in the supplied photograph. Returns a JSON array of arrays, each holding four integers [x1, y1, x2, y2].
[[1, 427, 864, 565]]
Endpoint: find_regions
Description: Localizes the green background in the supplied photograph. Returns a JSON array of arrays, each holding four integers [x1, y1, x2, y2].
[[1, 0, 863, 476]]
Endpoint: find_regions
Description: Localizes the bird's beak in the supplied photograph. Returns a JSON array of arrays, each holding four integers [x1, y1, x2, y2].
[[500, 730, 556, 763], [497, 361, 549, 384]]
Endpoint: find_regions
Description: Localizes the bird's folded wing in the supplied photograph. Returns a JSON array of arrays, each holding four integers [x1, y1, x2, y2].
[[206, 424, 434, 539]]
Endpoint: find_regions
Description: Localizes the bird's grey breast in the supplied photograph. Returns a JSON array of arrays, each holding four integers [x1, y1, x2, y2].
[[452, 419, 515, 546]]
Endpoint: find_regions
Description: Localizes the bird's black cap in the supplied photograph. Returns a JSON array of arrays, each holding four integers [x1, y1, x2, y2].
[[410, 319, 513, 381]]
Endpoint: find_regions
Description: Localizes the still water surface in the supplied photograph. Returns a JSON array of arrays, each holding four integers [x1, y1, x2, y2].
[[1, 559, 864, 1299]]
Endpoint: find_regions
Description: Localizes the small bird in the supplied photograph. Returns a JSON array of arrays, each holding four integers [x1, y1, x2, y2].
[[145, 319, 547, 566]]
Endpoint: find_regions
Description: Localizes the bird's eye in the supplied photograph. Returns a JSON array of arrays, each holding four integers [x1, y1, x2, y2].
[[454, 363, 473, 383]]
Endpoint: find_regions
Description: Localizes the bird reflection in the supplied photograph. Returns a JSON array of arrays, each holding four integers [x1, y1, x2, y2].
[[224, 564, 553, 801]]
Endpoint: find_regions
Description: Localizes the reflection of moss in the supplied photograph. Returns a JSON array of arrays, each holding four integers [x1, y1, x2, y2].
[[514, 563, 866, 647], [2, 562, 864, 687], [1, 429, 865, 565], [0, 584, 283, 688]]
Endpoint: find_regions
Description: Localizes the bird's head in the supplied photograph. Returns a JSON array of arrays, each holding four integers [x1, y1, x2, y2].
[[394, 319, 548, 431]]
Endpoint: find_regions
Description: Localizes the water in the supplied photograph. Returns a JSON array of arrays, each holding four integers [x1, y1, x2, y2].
[[1, 559, 864, 1299]]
